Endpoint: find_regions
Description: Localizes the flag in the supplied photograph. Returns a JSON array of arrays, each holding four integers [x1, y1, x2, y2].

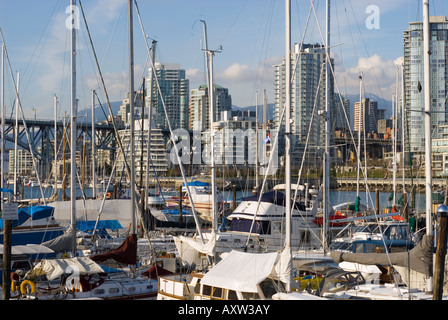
[[263, 132, 271, 144]]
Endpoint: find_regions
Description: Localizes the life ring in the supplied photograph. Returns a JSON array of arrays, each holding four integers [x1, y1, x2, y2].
[[334, 211, 342, 216], [106, 192, 112, 199], [20, 280, 36, 294]]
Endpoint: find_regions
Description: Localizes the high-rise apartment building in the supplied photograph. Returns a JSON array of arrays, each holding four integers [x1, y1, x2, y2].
[[116, 119, 168, 181], [353, 98, 378, 133], [189, 84, 232, 131], [117, 90, 145, 125], [403, 16, 448, 154], [273, 43, 337, 166], [147, 63, 190, 131]]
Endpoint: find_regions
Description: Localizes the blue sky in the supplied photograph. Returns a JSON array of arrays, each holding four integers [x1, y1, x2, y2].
[[0, 0, 447, 119]]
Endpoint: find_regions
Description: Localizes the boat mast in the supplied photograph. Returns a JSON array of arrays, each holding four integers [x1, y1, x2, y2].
[[356, 73, 362, 199], [69, 0, 78, 255], [323, 0, 331, 251], [128, 0, 136, 236], [13, 72, 19, 200], [255, 90, 259, 194], [91, 90, 96, 199], [54, 95, 58, 195], [392, 74, 397, 205], [145, 40, 156, 209], [284, 0, 292, 292], [401, 63, 406, 195], [1, 43, 4, 194], [201, 20, 220, 231], [423, 0, 433, 292]]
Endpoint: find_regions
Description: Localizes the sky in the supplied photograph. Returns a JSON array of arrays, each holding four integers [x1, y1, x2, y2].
[[0, 0, 447, 120]]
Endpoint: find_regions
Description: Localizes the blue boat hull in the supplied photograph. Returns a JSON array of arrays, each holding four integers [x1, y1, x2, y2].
[[0, 227, 65, 246]]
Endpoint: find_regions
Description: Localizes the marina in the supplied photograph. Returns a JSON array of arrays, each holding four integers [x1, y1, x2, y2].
[[0, 0, 448, 305]]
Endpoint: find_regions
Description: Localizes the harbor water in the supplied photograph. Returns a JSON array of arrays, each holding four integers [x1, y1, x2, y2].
[[19, 185, 429, 213]]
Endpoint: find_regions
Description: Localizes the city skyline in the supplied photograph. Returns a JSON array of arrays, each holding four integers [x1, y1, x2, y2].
[[0, 0, 447, 120]]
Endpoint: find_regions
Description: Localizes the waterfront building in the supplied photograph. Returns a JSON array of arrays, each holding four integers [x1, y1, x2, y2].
[[189, 84, 232, 131], [353, 98, 379, 133], [273, 43, 338, 167], [116, 119, 168, 181], [117, 90, 145, 125], [9, 149, 33, 176], [147, 63, 190, 131], [403, 16, 448, 163]]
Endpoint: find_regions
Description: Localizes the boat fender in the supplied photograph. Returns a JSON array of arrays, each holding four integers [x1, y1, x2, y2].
[[11, 281, 19, 293], [20, 280, 36, 294]]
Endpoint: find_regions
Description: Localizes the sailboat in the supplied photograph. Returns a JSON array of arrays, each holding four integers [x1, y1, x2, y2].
[[0, 45, 65, 247], [13, 0, 160, 300], [319, 0, 448, 300], [158, 0, 333, 301], [165, 179, 224, 221]]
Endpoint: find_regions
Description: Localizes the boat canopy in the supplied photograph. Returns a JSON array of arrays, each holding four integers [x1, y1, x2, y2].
[[200, 249, 291, 293], [0, 243, 54, 255], [182, 180, 209, 187], [330, 234, 433, 277], [76, 220, 123, 232], [0, 205, 55, 229], [28, 257, 105, 281]]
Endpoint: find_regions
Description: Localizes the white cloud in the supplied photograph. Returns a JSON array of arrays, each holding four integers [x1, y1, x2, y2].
[[85, 0, 126, 31], [83, 64, 145, 101], [219, 63, 251, 81], [335, 54, 401, 101]]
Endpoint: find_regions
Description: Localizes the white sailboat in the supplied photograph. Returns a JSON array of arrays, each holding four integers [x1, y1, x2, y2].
[[15, 0, 158, 300], [158, 0, 331, 301], [323, 0, 448, 300]]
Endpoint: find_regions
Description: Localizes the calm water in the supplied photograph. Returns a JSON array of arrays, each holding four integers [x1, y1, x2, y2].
[[20, 185, 428, 213]]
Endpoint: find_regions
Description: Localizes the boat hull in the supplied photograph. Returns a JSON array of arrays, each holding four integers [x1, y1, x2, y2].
[[0, 226, 65, 246]]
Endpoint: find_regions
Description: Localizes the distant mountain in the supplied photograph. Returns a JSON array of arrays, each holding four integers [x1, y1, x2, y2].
[[77, 101, 121, 123]]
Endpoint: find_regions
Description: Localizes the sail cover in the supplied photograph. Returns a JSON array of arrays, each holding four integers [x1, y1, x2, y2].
[[89, 234, 137, 265], [330, 234, 433, 277], [29, 257, 105, 281], [175, 230, 216, 257], [41, 226, 76, 252], [200, 250, 280, 293]]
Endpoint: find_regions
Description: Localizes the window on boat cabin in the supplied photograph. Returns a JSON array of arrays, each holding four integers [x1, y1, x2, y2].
[[227, 290, 238, 300], [109, 287, 120, 294], [355, 242, 373, 253], [229, 219, 271, 234], [202, 285, 212, 296], [241, 291, 261, 300], [94, 288, 105, 295], [212, 287, 223, 299], [387, 225, 409, 240], [272, 221, 282, 234], [259, 279, 279, 299]]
